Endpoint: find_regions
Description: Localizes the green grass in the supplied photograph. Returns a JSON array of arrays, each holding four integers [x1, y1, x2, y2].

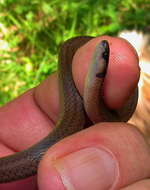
[[0, 0, 149, 106]]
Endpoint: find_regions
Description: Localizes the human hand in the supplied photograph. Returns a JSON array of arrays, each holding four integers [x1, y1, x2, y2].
[[0, 36, 149, 190]]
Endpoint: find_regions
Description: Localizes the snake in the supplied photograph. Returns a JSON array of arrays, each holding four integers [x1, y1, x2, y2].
[[0, 36, 138, 183]]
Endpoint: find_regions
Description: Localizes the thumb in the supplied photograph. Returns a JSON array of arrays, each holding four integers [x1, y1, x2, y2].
[[37, 123, 150, 190]]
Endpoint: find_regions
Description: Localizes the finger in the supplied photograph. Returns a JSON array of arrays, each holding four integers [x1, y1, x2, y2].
[[34, 35, 140, 136], [0, 90, 52, 152], [38, 123, 150, 190], [120, 179, 150, 190], [35, 36, 140, 120], [72, 36, 140, 109]]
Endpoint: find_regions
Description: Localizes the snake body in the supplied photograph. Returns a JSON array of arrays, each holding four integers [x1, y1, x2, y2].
[[0, 36, 138, 183]]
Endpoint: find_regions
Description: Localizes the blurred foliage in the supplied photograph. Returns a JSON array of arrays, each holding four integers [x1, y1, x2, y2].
[[0, 0, 149, 105]]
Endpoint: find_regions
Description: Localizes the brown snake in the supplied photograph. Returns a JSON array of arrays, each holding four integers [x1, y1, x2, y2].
[[0, 36, 138, 183]]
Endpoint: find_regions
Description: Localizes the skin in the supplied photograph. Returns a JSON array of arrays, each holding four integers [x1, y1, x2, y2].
[[0, 36, 150, 190]]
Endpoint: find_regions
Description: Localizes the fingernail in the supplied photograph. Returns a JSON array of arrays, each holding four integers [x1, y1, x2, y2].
[[53, 147, 119, 190]]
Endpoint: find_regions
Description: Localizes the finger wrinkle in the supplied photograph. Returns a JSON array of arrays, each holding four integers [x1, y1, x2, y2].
[[33, 88, 55, 127]]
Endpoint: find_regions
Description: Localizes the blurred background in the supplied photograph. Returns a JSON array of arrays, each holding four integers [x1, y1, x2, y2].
[[0, 0, 150, 139]]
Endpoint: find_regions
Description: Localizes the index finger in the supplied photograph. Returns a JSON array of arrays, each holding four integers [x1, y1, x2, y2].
[[72, 36, 140, 109]]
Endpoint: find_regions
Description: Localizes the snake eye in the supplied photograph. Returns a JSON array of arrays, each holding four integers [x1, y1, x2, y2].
[[102, 51, 109, 62], [101, 40, 109, 63]]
